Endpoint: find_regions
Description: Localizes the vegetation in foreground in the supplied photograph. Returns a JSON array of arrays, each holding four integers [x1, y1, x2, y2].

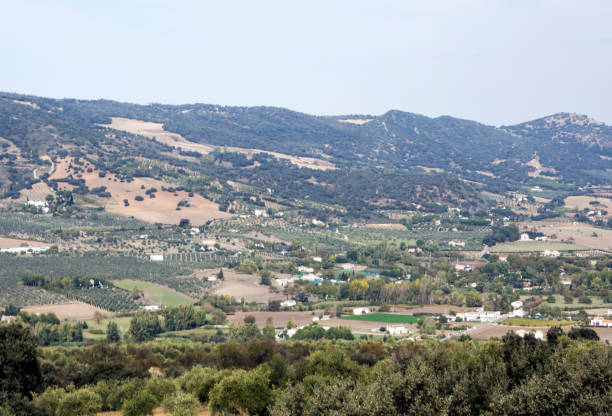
[[0, 321, 610, 416]]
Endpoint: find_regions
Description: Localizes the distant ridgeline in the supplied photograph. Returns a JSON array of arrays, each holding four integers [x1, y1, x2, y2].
[[0, 92, 610, 216]]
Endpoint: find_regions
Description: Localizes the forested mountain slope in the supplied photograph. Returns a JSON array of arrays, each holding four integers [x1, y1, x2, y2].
[[0, 92, 610, 216]]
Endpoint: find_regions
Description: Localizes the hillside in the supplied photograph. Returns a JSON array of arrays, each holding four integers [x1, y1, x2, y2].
[[1, 92, 610, 220]]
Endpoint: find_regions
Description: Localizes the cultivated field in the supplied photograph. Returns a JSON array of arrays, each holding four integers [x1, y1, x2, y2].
[[12, 181, 54, 203], [0, 236, 49, 249], [564, 195, 611, 216], [102, 117, 336, 171], [50, 157, 231, 224], [365, 223, 406, 230], [490, 240, 588, 253], [341, 312, 419, 324], [538, 223, 612, 251], [22, 302, 107, 320], [210, 270, 284, 303], [470, 323, 612, 342], [113, 280, 194, 307], [501, 318, 575, 326], [227, 310, 420, 334]]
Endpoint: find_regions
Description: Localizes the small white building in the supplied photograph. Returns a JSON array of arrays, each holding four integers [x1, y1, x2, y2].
[[511, 300, 523, 310], [207, 276, 217, 282], [297, 266, 314, 274], [509, 308, 525, 318], [281, 300, 297, 308], [448, 241, 465, 247], [143, 305, 159, 311], [254, 209, 268, 217], [189, 227, 200, 235], [535, 236, 547, 241], [353, 307, 371, 315], [341, 263, 356, 270], [150, 254, 164, 262], [543, 250, 560, 257], [520, 233, 531, 241], [312, 256, 322, 263], [387, 325, 409, 336]]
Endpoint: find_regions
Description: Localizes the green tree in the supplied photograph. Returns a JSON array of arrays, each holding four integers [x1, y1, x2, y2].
[[162, 392, 199, 416], [128, 312, 162, 342], [0, 324, 42, 400], [209, 367, 271, 416], [56, 389, 102, 416], [106, 321, 121, 343], [123, 390, 155, 416]]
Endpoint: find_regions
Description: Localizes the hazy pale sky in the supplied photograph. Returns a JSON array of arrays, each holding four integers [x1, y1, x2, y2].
[[1, 0, 611, 125]]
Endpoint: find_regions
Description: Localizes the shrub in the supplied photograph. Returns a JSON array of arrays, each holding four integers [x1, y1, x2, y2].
[[56, 388, 102, 416]]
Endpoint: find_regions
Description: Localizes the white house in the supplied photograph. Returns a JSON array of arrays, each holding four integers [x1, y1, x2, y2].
[[26, 200, 50, 213], [590, 316, 612, 327], [143, 305, 159, 311], [297, 266, 314, 274], [312, 256, 322, 263], [520, 233, 531, 241], [535, 236, 547, 241], [281, 300, 297, 308], [511, 300, 523, 310], [254, 209, 268, 217], [387, 325, 409, 336], [150, 254, 164, 262], [543, 250, 560, 257], [448, 241, 465, 247], [509, 308, 525, 318], [189, 227, 200, 235], [353, 307, 371, 315]]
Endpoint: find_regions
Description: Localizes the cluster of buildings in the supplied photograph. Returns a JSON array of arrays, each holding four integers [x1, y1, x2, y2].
[[1, 246, 50, 254], [590, 311, 612, 327], [453, 308, 501, 322], [26, 200, 50, 213]]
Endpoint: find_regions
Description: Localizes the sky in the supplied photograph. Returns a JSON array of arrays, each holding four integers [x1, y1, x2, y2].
[[1, 0, 611, 126]]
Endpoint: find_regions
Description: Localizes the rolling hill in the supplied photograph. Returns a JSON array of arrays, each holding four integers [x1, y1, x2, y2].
[[0, 92, 610, 219]]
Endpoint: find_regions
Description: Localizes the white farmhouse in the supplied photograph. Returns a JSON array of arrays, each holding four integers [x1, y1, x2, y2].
[[150, 254, 164, 262], [386, 325, 409, 336], [353, 307, 371, 315], [281, 300, 297, 308]]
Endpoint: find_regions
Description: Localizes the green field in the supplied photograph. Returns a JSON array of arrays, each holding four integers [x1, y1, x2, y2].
[[113, 280, 194, 307], [544, 295, 610, 310], [83, 316, 133, 340], [341, 312, 419, 324], [501, 318, 575, 327], [490, 241, 588, 253]]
